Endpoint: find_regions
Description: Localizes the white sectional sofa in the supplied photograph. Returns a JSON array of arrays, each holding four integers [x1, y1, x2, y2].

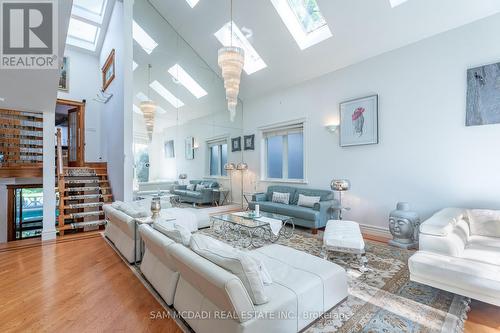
[[104, 200, 210, 263], [409, 208, 500, 306], [138, 224, 348, 333]]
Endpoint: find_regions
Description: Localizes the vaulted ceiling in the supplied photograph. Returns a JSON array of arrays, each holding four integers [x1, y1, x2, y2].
[[149, 0, 500, 100]]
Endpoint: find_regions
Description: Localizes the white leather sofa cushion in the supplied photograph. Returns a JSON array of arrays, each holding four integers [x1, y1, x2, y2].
[[419, 208, 468, 236], [190, 234, 268, 305], [462, 235, 500, 265], [467, 209, 500, 238], [138, 224, 180, 305], [111, 200, 150, 218], [104, 204, 140, 263], [409, 251, 500, 306], [153, 219, 192, 246], [169, 242, 256, 321], [160, 207, 202, 232], [252, 244, 348, 331]]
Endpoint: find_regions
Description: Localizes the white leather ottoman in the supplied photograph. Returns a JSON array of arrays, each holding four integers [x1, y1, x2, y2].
[[323, 220, 368, 272]]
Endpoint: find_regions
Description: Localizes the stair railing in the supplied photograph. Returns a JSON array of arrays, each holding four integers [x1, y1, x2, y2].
[[56, 129, 65, 235]]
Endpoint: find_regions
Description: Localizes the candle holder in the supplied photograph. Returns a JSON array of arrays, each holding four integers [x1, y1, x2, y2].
[[151, 197, 161, 221]]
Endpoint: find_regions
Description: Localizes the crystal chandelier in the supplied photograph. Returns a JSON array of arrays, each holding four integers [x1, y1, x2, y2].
[[218, 0, 244, 122], [140, 64, 156, 141]]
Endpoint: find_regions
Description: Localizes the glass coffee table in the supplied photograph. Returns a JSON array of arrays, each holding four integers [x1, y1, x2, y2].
[[211, 211, 294, 248]]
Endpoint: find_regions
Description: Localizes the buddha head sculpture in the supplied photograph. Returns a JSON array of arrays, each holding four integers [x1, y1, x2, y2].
[[389, 202, 420, 249]]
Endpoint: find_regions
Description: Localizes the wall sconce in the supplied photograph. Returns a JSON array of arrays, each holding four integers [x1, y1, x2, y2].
[[325, 124, 339, 133]]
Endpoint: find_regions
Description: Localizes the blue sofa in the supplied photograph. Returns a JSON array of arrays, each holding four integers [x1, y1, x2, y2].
[[171, 180, 219, 205], [248, 185, 338, 234]]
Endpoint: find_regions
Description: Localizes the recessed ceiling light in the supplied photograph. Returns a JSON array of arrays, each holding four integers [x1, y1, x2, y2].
[[185, 0, 199, 8], [270, 0, 332, 50], [214, 21, 267, 75], [390, 0, 409, 7], [133, 20, 158, 55], [168, 64, 207, 99], [133, 61, 138, 71], [149, 81, 184, 108]]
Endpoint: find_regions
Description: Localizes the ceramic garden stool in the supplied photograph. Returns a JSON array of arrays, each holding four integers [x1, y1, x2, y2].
[[322, 220, 368, 272]]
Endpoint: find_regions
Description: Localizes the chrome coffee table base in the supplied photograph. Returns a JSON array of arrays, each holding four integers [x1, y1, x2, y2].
[[212, 218, 294, 248]]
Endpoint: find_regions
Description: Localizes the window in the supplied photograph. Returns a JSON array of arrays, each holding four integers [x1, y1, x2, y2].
[[270, 0, 332, 50], [66, 0, 110, 51], [134, 143, 149, 183], [185, 0, 200, 8], [214, 21, 267, 75], [168, 64, 207, 99], [263, 123, 304, 181], [133, 21, 159, 55], [208, 140, 228, 177], [149, 81, 184, 108]]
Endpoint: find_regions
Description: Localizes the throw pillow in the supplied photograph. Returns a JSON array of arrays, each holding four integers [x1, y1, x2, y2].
[[190, 234, 268, 305], [154, 219, 191, 246], [247, 254, 273, 286], [196, 184, 206, 191], [272, 192, 290, 205], [297, 194, 321, 208], [186, 184, 196, 191], [467, 209, 500, 238]]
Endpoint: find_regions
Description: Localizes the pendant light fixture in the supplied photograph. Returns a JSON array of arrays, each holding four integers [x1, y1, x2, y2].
[[140, 64, 156, 141], [218, 0, 244, 122]]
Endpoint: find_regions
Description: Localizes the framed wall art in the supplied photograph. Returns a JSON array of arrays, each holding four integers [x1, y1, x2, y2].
[[339, 95, 378, 147], [102, 49, 115, 92]]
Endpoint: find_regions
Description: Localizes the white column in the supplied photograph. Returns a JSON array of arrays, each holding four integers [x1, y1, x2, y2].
[[122, 0, 134, 202], [42, 112, 57, 241]]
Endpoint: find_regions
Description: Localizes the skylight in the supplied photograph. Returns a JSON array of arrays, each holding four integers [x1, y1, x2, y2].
[[149, 81, 185, 108], [185, 0, 199, 8], [133, 104, 142, 114], [66, 0, 109, 52], [214, 21, 267, 75], [270, 0, 332, 50], [72, 0, 107, 24], [168, 64, 207, 99], [133, 21, 158, 55], [133, 61, 138, 71], [390, 0, 408, 7], [68, 18, 99, 43]]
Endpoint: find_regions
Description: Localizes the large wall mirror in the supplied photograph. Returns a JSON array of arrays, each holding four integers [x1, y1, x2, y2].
[[133, 0, 244, 205]]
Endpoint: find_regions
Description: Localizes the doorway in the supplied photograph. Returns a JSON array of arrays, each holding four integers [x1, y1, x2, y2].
[[55, 99, 85, 167]]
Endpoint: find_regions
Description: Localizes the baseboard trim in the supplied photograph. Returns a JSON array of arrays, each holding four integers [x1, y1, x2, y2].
[[359, 223, 391, 239]]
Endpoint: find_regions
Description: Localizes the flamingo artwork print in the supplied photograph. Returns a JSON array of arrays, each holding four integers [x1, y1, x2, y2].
[[339, 95, 378, 147]]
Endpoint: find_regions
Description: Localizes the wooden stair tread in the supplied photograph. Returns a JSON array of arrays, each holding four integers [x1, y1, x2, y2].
[[58, 220, 107, 231]]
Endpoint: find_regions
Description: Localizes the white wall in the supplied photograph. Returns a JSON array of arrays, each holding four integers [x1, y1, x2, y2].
[[242, 14, 500, 231], [57, 48, 103, 162], [99, 0, 134, 201]]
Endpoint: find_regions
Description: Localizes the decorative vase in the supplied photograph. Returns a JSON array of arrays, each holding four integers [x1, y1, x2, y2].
[[151, 197, 161, 221], [388, 202, 420, 249]]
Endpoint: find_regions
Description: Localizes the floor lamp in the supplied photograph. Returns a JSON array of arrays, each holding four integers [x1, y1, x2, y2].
[[237, 162, 248, 209], [330, 179, 350, 220], [224, 163, 235, 203]]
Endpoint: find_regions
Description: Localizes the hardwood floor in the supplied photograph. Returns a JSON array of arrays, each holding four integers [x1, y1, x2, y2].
[[0, 233, 182, 333], [0, 231, 498, 333]]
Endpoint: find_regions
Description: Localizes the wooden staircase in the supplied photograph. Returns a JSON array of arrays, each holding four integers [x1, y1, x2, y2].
[[57, 166, 113, 236], [56, 129, 113, 236]]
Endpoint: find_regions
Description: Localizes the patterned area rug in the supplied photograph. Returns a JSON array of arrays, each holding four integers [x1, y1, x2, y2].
[[199, 227, 471, 333]]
